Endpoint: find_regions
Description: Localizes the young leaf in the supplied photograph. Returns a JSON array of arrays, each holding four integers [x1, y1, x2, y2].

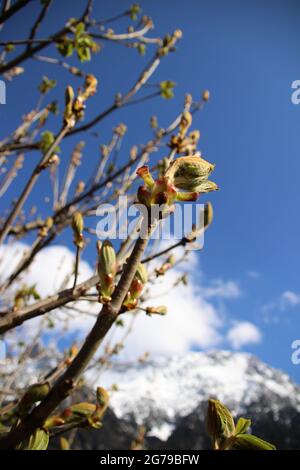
[[235, 417, 251, 435], [233, 433, 276, 450], [26, 428, 49, 450], [70, 402, 96, 417]]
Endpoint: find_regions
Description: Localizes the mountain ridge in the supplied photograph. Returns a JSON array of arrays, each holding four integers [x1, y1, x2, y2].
[[73, 350, 300, 449]]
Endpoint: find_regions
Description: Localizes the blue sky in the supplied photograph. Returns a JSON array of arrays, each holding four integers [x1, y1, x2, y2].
[[1, 0, 300, 381]]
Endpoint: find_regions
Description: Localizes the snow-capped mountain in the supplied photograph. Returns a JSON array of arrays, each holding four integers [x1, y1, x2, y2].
[[3, 350, 300, 449], [76, 351, 300, 449]]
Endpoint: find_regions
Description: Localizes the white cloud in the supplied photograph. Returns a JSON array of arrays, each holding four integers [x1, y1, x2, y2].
[[200, 279, 241, 300], [0, 242, 246, 358], [280, 290, 300, 309], [262, 290, 300, 323], [0, 242, 97, 341], [226, 322, 262, 350], [0, 242, 94, 296], [246, 270, 260, 279], [117, 267, 224, 358]]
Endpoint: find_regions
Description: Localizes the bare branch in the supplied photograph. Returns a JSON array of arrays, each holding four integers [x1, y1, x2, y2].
[[0, 0, 31, 25]]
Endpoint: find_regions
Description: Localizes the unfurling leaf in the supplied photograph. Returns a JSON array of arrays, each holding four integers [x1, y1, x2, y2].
[[235, 417, 251, 435], [38, 76, 57, 94], [160, 80, 175, 99], [70, 402, 96, 417], [26, 428, 49, 450], [233, 433, 276, 450], [96, 387, 109, 408], [165, 155, 217, 193], [40, 131, 60, 155]]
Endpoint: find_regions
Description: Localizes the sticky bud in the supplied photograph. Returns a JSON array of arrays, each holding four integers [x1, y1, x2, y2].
[[146, 306, 167, 316], [84, 74, 98, 96], [134, 263, 148, 285], [189, 130, 200, 143], [18, 382, 50, 413], [64, 85, 75, 126], [150, 115, 158, 129], [174, 29, 183, 39], [24, 382, 50, 402], [202, 90, 210, 102], [179, 111, 192, 138], [98, 241, 116, 277], [122, 275, 145, 310], [206, 399, 235, 448], [165, 156, 217, 193], [97, 240, 117, 301], [65, 85, 74, 108], [155, 255, 175, 275], [72, 212, 84, 249]]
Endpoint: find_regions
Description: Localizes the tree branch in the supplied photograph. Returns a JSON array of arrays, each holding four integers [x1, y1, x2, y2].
[[0, 236, 189, 335], [0, 222, 151, 449], [0, 125, 70, 244], [0, 0, 31, 25]]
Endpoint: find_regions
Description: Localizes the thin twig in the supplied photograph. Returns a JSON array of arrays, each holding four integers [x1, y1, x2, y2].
[[0, 0, 31, 25], [0, 125, 70, 245], [72, 246, 80, 290]]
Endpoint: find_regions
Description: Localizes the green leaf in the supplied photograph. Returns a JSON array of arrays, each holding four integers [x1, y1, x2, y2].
[[235, 417, 251, 435], [161, 88, 174, 99], [233, 433, 276, 450], [87, 416, 103, 429], [160, 80, 176, 99], [48, 101, 59, 115], [38, 76, 57, 94], [160, 80, 175, 91], [57, 39, 74, 58], [40, 130, 54, 151], [75, 22, 85, 37], [39, 131, 60, 154], [77, 46, 91, 62], [70, 402, 96, 417], [26, 428, 49, 450]]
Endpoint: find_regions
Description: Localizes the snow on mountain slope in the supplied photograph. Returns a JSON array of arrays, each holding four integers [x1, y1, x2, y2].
[[89, 351, 300, 440]]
